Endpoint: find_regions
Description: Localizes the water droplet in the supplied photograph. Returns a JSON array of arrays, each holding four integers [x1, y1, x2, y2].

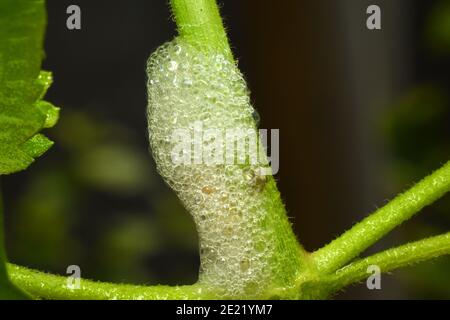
[[240, 260, 250, 272], [202, 186, 216, 194], [168, 60, 178, 71], [252, 109, 260, 126], [223, 226, 234, 237], [174, 45, 182, 55], [254, 240, 266, 253]]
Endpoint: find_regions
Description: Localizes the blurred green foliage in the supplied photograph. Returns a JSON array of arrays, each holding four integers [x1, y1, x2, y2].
[[6, 110, 199, 285], [425, 0, 450, 55]]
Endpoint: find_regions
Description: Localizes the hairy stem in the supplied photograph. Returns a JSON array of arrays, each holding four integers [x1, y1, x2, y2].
[[8, 264, 215, 300], [170, 0, 233, 60], [312, 161, 450, 274], [165, 0, 309, 297], [327, 232, 450, 291]]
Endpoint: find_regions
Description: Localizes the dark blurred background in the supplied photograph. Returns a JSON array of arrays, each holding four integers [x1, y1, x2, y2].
[[2, 0, 450, 299]]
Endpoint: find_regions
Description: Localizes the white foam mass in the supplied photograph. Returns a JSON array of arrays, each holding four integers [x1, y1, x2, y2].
[[146, 39, 274, 297]]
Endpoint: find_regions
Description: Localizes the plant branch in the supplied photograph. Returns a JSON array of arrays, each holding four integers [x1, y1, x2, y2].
[[170, 0, 233, 60], [168, 0, 309, 295], [8, 264, 215, 300], [312, 160, 450, 274], [326, 232, 450, 292]]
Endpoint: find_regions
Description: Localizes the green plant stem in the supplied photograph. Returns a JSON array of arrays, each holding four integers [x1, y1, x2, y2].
[[170, 0, 233, 60], [8, 264, 215, 300], [326, 232, 450, 292], [169, 0, 309, 296], [312, 160, 450, 274]]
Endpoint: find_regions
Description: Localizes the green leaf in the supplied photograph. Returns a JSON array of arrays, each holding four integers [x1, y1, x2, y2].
[[0, 0, 56, 299], [0, 0, 59, 176], [21, 134, 54, 159]]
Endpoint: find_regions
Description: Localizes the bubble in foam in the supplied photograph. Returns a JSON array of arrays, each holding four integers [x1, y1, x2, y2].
[[146, 38, 275, 297]]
